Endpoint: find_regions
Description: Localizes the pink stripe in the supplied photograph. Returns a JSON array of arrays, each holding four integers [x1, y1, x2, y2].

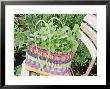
[[44, 68, 68, 75]]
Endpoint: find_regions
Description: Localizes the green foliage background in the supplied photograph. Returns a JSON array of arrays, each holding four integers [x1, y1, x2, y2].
[[14, 14, 94, 76]]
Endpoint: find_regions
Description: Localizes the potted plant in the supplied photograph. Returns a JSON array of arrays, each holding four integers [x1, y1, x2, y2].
[[21, 17, 81, 76]]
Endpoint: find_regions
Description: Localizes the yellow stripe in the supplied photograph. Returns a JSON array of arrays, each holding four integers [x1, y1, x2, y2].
[[25, 65, 57, 76], [27, 54, 41, 63]]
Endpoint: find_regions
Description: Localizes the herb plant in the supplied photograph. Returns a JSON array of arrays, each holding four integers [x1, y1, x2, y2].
[[26, 17, 81, 54]]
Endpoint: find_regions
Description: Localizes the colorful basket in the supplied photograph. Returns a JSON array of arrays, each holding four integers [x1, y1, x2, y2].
[[24, 17, 75, 76]]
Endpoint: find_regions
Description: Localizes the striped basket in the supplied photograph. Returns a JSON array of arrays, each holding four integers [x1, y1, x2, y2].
[[25, 45, 75, 76], [24, 17, 75, 76]]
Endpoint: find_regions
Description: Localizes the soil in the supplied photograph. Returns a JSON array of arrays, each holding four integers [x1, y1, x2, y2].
[[14, 53, 25, 67], [72, 60, 97, 76]]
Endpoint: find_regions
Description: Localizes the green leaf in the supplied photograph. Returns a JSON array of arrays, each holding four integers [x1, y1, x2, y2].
[[19, 43, 23, 48], [30, 38, 34, 41], [60, 34, 68, 38], [62, 26, 70, 31], [48, 34, 53, 38], [15, 32, 26, 48], [14, 65, 22, 76], [51, 45, 55, 52], [29, 34, 34, 37], [41, 36, 47, 41], [76, 32, 81, 39], [73, 24, 80, 32], [56, 43, 60, 47], [67, 30, 72, 36], [14, 41, 19, 48], [24, 31, 31, 37]]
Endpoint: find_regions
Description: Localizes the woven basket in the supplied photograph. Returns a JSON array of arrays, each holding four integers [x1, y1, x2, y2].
[[24, 17, 75, 76]]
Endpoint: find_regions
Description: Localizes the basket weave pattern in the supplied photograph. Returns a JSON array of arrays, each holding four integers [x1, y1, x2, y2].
[[25, 45, 75, 75]]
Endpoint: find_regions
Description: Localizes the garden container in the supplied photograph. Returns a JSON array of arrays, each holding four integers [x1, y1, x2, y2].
[[24, 17, 76, 76]]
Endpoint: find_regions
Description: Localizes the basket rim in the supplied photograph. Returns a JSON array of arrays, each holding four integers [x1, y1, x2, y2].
[[27, 44, 76, 57]]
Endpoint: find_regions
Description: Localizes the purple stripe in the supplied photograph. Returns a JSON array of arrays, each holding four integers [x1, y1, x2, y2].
[[27, 50, 73, 64], [44, 68, 69, 75]]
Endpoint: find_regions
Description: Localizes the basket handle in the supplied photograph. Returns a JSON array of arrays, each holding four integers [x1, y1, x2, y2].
[[48, 17, 63, 27], [34, 20, 49, 49], [35, 17, 64, 55]]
